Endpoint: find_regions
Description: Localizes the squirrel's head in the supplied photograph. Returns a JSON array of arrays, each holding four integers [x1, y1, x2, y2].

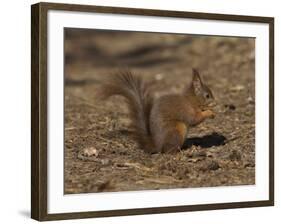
[[185, 68, 215, 107]]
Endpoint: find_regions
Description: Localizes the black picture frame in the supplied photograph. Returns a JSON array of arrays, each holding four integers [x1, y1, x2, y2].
[[31, 2, 274, 221]]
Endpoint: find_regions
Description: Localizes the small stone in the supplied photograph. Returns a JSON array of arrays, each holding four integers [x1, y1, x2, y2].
[[82, 147, 99, 157]]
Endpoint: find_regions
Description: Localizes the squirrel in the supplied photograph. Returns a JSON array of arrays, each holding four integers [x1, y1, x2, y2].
[[98, 69, 215, 153]]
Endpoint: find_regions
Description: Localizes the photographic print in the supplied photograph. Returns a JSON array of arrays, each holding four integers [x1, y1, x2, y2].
[[31, 2, 273, 221], [64, 28, 256, 194]]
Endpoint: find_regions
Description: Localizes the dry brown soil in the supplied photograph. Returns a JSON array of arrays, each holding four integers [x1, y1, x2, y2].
[[64, 29, 255, 194]]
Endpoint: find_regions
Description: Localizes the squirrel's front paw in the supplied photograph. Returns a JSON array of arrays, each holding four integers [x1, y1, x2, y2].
[[204, 110, 215, 119]]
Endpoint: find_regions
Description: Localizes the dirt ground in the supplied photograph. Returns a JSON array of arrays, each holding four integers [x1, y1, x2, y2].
[[64, 28, 255, 194]]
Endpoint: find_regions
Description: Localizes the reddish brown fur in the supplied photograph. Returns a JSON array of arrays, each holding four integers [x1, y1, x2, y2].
[[99, 69, 215, 153]]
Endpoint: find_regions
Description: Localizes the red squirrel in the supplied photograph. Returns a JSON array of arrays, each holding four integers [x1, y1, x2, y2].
[[99, 69, 215, 153]]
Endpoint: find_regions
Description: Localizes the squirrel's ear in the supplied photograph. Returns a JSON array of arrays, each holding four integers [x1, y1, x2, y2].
[[192, 68, 203, 94]]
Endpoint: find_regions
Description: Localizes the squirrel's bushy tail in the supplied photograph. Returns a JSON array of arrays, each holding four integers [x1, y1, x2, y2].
[[98, 71, 154, 152]]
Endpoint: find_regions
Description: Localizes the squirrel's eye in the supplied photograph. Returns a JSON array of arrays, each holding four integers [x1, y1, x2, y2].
[[206, 94, 210, 99]]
